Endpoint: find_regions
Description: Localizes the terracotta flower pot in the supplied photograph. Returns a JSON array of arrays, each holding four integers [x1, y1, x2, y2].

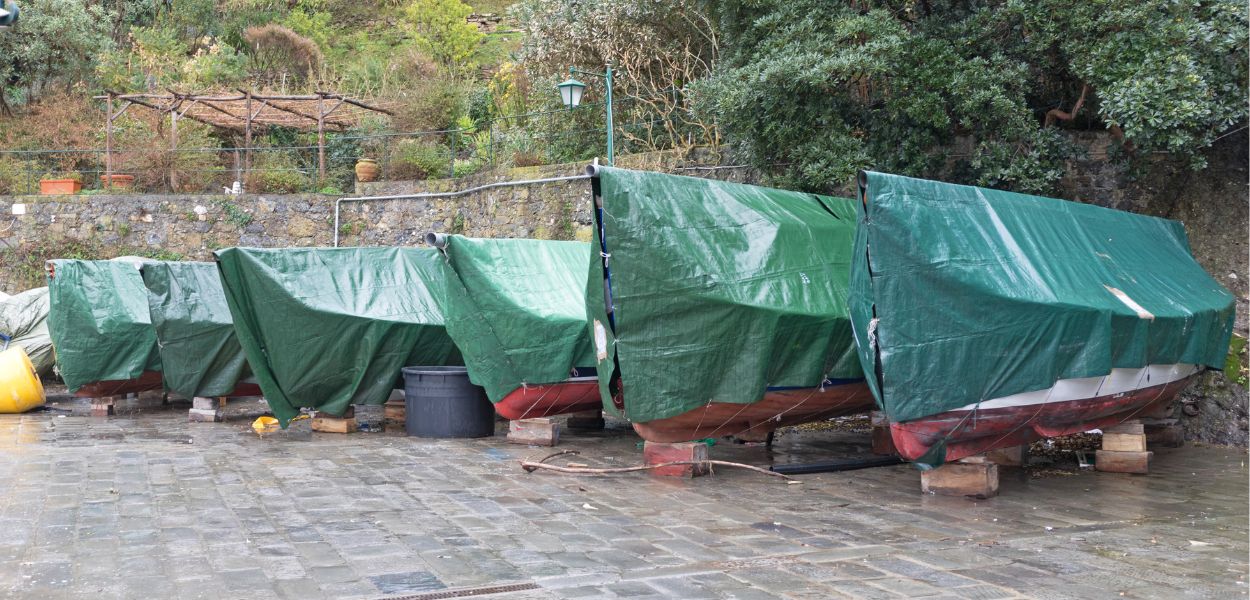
[[355, 158, 380, 182], [39, 179, 82, 195], [101, 174, 135, 191]]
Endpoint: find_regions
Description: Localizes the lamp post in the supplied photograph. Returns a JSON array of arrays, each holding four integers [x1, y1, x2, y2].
[[557, 65, 613, 166]]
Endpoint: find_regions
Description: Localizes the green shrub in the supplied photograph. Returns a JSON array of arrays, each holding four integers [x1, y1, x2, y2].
[[452, 158, 483, 178], [246, 168, 307, 194], [388, 139, 450, 180], [0, 160, 40, 195], [392, 76, 469, 132], [245, 153, 309, 193]]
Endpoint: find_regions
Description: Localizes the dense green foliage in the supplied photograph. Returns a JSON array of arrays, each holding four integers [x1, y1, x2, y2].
[[696, 0, 1248, 193], [0, 0, 1241, 193], [0, 0, 113, 113]]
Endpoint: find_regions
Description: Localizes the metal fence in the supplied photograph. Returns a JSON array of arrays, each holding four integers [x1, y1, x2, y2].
[[0, 96, 694, 195]]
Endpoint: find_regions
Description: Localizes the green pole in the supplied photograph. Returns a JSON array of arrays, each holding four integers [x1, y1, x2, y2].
[[567, 65, 615, 165], [604, 65, 614, 166]]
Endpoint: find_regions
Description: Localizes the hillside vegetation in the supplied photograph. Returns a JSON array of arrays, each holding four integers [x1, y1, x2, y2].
[[0, 0, 1241, 196]]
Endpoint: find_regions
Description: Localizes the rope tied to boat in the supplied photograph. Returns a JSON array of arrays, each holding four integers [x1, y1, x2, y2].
[[519, 449, 797, 483]]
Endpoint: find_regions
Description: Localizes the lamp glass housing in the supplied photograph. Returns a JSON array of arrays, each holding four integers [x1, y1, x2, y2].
[[557, 78, 586, 108]]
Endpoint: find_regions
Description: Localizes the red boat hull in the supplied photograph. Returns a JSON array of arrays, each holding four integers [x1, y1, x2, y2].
[[890, 374, 1197, 462], [74, 372, 264, 399], [222, 382, 265, 398], [631, 382, 876, 443], [74, 371, 165, 397], [494, 379, 603, 420]]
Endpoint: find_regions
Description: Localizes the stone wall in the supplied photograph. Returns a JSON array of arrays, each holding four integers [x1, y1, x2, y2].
[[0, 150, 755, 291]]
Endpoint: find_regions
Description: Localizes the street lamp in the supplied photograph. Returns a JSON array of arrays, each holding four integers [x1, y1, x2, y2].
[[557, 65, 613, 165]]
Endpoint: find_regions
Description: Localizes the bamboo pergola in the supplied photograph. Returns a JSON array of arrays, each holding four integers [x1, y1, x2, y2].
[[95, 91, 393, 188]]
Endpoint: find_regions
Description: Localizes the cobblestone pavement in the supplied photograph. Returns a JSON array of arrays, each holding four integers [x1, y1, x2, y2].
[[0, 398, 1245, 600]]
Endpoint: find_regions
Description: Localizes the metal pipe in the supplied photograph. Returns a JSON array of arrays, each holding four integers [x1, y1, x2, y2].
[[425, 232, 447, 248], [333, 174, 591, 247], [768, 456, 905, 475]]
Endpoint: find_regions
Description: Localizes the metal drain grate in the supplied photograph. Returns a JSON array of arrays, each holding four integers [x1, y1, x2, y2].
[[377, 582, 541, 600]]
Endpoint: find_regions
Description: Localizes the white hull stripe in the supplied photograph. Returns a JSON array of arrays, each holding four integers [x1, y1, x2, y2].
[[952, 363, 1201, 412]]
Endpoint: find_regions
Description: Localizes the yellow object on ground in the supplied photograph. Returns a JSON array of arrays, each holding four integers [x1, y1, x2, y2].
[[252, 414, 308, 435], [252, 416, 280, 434], [0, 346, 45, 413]]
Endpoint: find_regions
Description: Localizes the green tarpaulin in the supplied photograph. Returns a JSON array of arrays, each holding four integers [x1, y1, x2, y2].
[[849, 171, 1236, 424], [141, 261, 252, 399], [0, 287, 54, 376], [215, 247, 460, 425], [435, 234, 595, 402], [46, 259, 162, 392], [587, 167, 863, 424]]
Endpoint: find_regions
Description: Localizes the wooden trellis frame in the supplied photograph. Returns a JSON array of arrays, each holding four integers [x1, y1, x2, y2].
[[95, 91, 393, 188]]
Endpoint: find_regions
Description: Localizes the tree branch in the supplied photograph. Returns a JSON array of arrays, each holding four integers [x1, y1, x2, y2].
[[1044, 84, 1089, 127]]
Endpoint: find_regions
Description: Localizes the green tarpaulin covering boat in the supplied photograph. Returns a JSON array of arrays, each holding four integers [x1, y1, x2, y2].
[[0, 287, 54, 377], [849, 171, 1236, 465], [429, 233, 600, 419], [215, 247, 460, 426], [46, 258, 163, 395], [586, 166, 873, 442], [140, 261, 261, 400]]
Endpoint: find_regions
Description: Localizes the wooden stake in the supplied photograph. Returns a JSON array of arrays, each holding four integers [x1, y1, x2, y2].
[[105, 93, 113, 186]]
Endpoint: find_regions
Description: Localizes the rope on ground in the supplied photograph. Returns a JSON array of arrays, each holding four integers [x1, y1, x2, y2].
[[519, 450, 796, 482]]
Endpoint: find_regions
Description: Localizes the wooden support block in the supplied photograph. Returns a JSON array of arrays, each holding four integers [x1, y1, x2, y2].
[[508, 418, 560, 446], [1095, 450, 1152, 474], [566, 410, 605, 431], [192, 397, 217, 410], [189, 396, 225, 422], [311, 415, 358, 434], [985, 445, 1026, 467], [920, 460, 999, 498], [1144, 423, 1184, 448], [188, 408, 222, 422], [1102, 432, 1147, 452], [383, 400, 406, 433], [871, 426, 897, 456], [90, 396, 116, 417], [643, 441, 709, 478], [870, 411, 889, 427], [384, 400, 406, 423], [869, 411, 897, 456]]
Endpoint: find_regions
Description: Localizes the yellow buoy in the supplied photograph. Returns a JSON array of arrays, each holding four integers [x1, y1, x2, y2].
[[0, 346, 45, 413]]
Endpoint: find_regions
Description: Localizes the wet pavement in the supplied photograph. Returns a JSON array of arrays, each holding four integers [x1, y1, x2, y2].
[[0, 398, 1245, 599]]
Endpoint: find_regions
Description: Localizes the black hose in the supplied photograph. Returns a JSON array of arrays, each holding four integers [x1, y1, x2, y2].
[[769, 456, 905, 475]]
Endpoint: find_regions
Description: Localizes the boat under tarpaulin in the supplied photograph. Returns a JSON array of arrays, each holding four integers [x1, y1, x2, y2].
[[430, 234, 598, 419], [215, 247, 460, 426], [0, 287, 54, 377], [141, 261, 262, 400], [849, 171, 1236, 467], [586, 166, 872, 442], [46, 259, 163, 396]]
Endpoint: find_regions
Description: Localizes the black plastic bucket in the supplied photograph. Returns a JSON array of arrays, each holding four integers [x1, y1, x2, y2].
[[401, 366, 495, 438]]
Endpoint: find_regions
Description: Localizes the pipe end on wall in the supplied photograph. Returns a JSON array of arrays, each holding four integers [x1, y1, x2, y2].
[[425, 232, 448, 249]]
